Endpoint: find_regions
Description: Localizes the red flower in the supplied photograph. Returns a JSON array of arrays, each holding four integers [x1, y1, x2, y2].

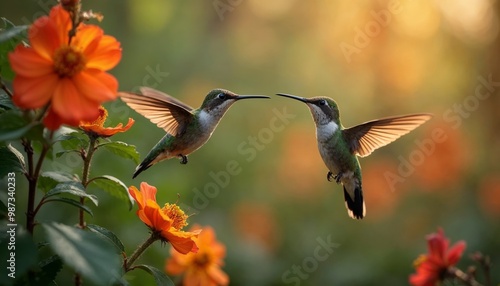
[[8, 5, 122, 130], [409, 228, 466, 286]]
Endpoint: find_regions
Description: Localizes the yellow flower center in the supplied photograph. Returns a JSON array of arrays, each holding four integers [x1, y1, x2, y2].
[[163, 203, 188, 230], [413, 254, 427, 268], [53, 45, 86, 78]]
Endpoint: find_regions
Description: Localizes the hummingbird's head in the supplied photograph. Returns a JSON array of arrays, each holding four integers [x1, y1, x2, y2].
[[201, 89, 270, 115], [275, 93, 340, 126]]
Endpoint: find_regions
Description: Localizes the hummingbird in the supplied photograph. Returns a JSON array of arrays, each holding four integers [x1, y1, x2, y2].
[[276, 93, 432, 219], [119, 87, 269, 178]]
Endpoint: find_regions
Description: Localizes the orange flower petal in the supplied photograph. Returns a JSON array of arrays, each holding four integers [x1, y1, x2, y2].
[[72, 25, 103, 55], [51, 78, 100, 124], [85, 35, 122, 70], [12, 74, 58, 108], [43, 108, 64, 130], [207, 264, 229, 286], [164, 230, 199, 255], [140, 182, 158, 203], [49, 5, 71, 44], [165, 257, 188, 275], [129, 186, 145, 209], [143, 200, 172, 231], [74, 69, 118, 102], [29, 15, 63, 61], [8, 46, 54, 77], [184, 269, 209, 286]]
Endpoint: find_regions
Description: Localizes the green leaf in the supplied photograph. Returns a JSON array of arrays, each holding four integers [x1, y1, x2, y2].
[[0, 111, 32, 141], [36, 255, 63, 285], [44, 197, 94, 217], [0, 25, 28, 44], [135, 265, 174, 286], [42, 222, 123, 286], [87, 224, 125, 253], [0, 18, 27, 82], [90, 175, 134, 210], [38, 171, 76, 193], [44, 181, 99, 206], [60, 135, 87, 151], [0, 144, 25, 178], [0, 93, 14, 110], [102, 141, 140, 164]]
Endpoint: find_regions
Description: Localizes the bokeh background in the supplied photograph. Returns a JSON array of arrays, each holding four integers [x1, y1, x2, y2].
[[2, 0, 499, 285]]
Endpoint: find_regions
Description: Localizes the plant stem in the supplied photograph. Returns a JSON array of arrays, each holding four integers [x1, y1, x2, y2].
[[24, 140, 49, 235], [0, 78, 13, 98], [125, 233, 159, 271], [449, 267, 483, 286]]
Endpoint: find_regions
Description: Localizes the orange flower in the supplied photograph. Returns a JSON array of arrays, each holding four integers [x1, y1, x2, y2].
[[129, 182, 199, 254], [79, 106, 134, 137], [166, 225, 229, 286], [8, 5, 122, 130]]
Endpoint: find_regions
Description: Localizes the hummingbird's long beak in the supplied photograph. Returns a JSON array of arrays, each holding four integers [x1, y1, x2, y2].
[[234, 95, 271, 100], [275, 93, 309, 103]]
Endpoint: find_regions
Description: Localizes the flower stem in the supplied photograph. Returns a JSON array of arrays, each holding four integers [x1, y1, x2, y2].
[[125, 233, 160, 271], [449, 267, 483, 286], [78, 137, 97, 229], [23, 140, 49, 234]]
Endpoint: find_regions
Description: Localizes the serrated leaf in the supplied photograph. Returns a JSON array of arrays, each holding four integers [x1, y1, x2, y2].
[[90, 175, 134, 210], [87, 224, 125, 253], [42, 222, 122, 286], [44, 197, 94, 217], [44, 181, 98, 206], [135, 265, 174, 286], [102, 141, 139, 164], [38, 171, 75, 193], [0, 145, 25, 178], [37, 255, 63, 285]]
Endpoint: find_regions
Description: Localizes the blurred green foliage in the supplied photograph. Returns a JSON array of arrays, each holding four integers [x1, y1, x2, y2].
[[1, 0, 499, 285]]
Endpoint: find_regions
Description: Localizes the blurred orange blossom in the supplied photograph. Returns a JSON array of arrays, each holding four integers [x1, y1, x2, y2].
[[8, 5, 122, 130], [79, 106, 134, 137], [166, 225, 229, 286], [129, 182, 200, 254]]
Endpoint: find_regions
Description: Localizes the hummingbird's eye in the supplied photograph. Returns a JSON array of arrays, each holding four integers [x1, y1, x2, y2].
[[319, 99, 327, 106], [217, 93, 226, 100]]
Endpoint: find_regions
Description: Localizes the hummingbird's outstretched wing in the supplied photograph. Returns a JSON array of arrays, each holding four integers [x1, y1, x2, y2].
[[119, 87, 194, 136], [343, 113, 432, 157]]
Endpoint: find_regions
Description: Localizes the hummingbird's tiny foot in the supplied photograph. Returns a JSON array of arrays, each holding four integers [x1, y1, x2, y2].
[[179, 154, 188, 164], [327, 171, 335, 182], [334, 172, 343, 184]]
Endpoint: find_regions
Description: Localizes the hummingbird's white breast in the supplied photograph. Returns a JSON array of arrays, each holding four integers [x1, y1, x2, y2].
[[316, 121, 339, 142]]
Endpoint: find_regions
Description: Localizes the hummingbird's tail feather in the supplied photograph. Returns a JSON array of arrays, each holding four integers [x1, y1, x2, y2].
[[343, 185, 366, 219], [132, 161, 152, 179]]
